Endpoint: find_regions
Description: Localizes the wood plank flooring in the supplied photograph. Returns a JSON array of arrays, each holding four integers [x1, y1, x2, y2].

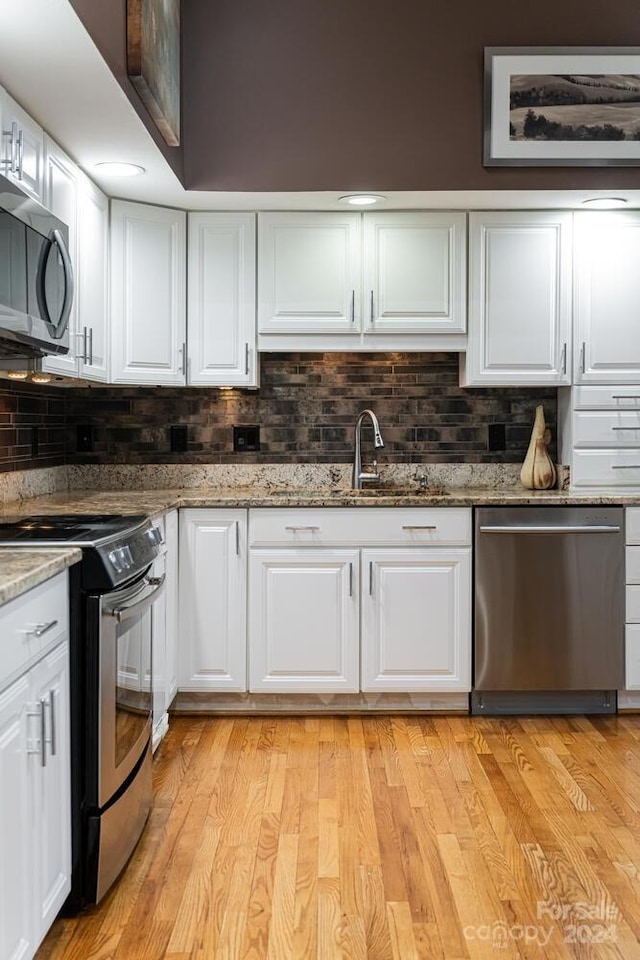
[[37, 715, 640, 959]]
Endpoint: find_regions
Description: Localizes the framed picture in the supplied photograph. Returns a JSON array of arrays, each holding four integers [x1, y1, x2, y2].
[[484, 47, 640, 166], [127, 0, 180, 147]]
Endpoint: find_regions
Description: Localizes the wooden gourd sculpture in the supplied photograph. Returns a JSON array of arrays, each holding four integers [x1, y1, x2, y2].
[[520, 404, 556, 490]]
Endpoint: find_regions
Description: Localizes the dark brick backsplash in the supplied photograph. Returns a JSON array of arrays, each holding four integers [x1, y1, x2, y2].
[[0, 353, 558, 472]]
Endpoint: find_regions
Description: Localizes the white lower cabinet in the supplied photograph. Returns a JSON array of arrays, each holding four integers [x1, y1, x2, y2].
[[247, 507, 472, 695], [249, 549, 360, 692], [361, 549, 471, 692], [178, 509, 247, 691], [0, 572, 71, 960]]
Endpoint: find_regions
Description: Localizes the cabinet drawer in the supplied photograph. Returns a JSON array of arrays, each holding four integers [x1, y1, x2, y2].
[[626, 546, 640, 581], [0, 572, 68, 691], [574, 411, 640, 447], [627, 585, 640, 622], [248, 507, 471, 547], [627, 508, 640, 545], [571, 449, 640, 487], [626, 624, 640, 689], [573, 386, 640, 410]]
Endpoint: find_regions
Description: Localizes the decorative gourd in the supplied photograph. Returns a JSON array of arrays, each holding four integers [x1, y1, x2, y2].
[[520, 405, 556, 490]]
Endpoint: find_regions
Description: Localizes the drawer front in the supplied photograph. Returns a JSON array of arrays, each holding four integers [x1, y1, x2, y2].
[[627, 508, 640, 545], [626, 624, 640, 689], [627, 584, 640, 622], [571, 449, 640, 487], [574, 386, 640, 410], [248, 507, 472, 547], [0, 571, 68, 691], [574, 410, 640, 447], [626, 545, 640, 581]]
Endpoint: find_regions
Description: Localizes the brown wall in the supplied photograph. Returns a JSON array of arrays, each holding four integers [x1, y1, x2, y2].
[[68, 0, 184, 182], [182, 0, 640, 191]]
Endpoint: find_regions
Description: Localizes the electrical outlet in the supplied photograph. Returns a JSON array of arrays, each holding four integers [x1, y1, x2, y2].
[[487, 423, 506, 452], [170, 424, 188, 453], [233, 425, 260, 452]]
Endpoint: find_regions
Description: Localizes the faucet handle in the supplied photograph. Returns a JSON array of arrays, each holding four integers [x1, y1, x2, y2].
[[359, 459, 381, 483]]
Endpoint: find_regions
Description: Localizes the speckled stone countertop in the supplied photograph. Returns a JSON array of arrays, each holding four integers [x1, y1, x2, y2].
[[0, 484, 638, 520], [0, 549, 82, 607]]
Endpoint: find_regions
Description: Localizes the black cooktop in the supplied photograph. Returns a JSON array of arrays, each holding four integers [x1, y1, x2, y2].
[[0, 514, 148, 544]]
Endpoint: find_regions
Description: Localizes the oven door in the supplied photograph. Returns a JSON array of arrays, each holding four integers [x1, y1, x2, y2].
[[98, 570, 165, 807]]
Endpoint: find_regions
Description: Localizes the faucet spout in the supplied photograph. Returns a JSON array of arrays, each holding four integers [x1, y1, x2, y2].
[[352, 409, 385, 489]]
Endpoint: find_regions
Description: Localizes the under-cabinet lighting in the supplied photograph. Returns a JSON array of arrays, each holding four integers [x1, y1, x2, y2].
[[581, 197, 628, 209], [30, 371, 53, 384], [94, 162, 146, 177], [6, 369, 29, 380], [338, 194, 386, 206]]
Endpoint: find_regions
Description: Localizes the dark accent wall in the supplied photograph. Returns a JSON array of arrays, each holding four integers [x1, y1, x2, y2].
[[67, 0, 184, 182], [0, 383, 66, 473], [64, 353, 556, 466], [182, 0, 640, 191]]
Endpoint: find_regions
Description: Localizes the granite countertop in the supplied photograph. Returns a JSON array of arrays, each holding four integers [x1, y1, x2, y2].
[[0, 548, 82, 607], [0, 484, 638, 521]]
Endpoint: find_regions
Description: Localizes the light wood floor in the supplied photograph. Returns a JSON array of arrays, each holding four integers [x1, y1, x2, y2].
[[37, 714, 640, 960]]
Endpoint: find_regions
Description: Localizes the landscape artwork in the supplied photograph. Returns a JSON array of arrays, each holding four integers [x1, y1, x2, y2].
[[484, 48, 640, 165], [510, 73, 640, 142], [127, 0, 180, 146]]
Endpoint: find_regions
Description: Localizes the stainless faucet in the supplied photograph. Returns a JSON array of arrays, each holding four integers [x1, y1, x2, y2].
[[352, 409, 385, 489]]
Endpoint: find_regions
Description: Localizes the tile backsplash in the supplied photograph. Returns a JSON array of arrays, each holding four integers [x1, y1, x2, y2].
[[64, 353, 557, 466], [0, 382, 66, 472]]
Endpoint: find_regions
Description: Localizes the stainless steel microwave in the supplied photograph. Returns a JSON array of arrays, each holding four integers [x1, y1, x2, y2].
[[0, 173, 73, 359]]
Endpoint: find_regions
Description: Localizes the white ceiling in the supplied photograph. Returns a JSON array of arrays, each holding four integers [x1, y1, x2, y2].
[[2, 0, 640, 212]]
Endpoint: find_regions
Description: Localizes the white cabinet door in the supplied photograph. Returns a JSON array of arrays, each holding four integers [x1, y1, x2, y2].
[[179, 509, 247, 691], [361, 549, 471, 692], [574, 211, 640, 384], [0, 675, 32, 960], [42, 138, 79, 378], [188, 213, 257, 386], [0, 88, 44, 202], [76, 175, 109, 381], [249, 549, 360, 692], [258, 212, 361, 334], [110, 200, 186, 384], [30, 641, 71, 943], [363, 212, 466, 334], [462, 211, 572, 386]]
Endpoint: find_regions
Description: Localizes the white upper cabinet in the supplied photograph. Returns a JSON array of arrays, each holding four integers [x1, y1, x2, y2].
[[258, 211, 361, 335], [187, 213, 257, 386], [574, 211, 640, 384], [362, 212, 466, 334], [461, 211, 572, 386], [110, 200, 186, 385], [257, 211, 467, 350], [76, 175, 109, 381], [0, 87, 44, 202]]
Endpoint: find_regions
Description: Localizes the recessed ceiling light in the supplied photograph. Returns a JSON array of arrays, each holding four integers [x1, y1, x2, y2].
[[94, 162, 145, 177], [338, 194, 387, 206], [581, 196, 628, 209]]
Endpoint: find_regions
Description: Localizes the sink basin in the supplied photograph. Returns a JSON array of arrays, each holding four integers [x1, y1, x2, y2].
[[341, 486, 449, 497]]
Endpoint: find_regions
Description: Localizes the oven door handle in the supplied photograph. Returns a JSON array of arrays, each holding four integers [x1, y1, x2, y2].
[[107, 573, 166, 624]]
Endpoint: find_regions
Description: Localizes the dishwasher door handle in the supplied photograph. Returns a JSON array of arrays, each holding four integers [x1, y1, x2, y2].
[[479, 524, 622, 534]]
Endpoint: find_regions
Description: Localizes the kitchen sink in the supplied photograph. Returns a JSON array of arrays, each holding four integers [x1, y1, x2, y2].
[[264, 486, 449, 498]]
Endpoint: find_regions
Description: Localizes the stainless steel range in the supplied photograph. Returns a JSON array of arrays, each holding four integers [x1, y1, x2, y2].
[[0, 513, 165, 908]]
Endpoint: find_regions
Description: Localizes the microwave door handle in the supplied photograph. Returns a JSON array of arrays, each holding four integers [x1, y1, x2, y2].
[[107, 573, 166, 624], [50, 228, 74, 338]]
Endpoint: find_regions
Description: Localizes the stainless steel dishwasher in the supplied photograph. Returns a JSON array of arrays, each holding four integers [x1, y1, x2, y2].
[[472, 506, 624, 715]]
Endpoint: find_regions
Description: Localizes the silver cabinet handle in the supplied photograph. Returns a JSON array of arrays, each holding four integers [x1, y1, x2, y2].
[[560, 342, 567, 375], [39, 698, 47, 767], [612, 395, 640, 401], [245, 341, 250, 375], [369, 561, 373, 596], [349, 562, 353, 597], [49, 689, 56, 756], [88, 327, 94, 366], [285, 526, 320, 532], [27, 701, 45, 764], [580, 341, 586, 374], [81, 326, 88, 362], [235, 520, 240, 556], [350, 289, 355, 323], [31, 619, 58, 638], [16, 129, 24, 180], [181, 341, 187, 377], [479, 525, 621, 534], [402, 525, 437, 531], [612, 465, 640, 470], [611, 426, 640, 431], [370, 290, 374, 323]]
